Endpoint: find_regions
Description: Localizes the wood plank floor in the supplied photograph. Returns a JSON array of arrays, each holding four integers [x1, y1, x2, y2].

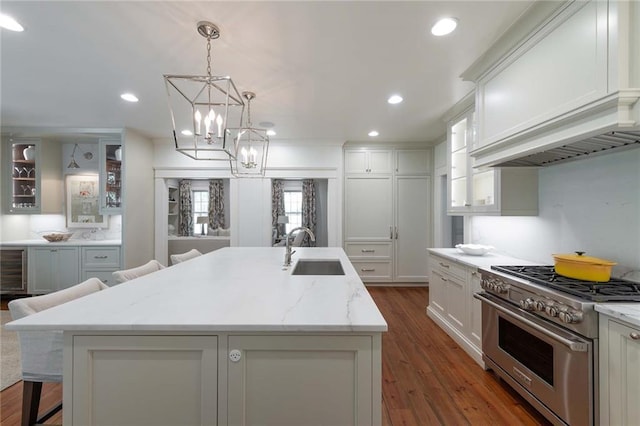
[[0, 287, 550, 425]]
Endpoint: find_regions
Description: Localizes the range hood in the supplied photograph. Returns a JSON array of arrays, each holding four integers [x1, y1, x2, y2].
[[494, 131, 640, 167]]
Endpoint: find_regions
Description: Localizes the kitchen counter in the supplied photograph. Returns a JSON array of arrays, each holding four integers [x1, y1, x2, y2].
[[6, 247, 386, 425], [595, 304, 640, 328], [428, 248, 540, 269], [6, 247, 387, 332], [0, 239, 121, 247]]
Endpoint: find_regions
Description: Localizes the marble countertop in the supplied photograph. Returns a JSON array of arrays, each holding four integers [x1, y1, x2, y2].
[[1, 239, 121, 247], [6, 247, 387, 333], [595, 304, 640, 328], [428, 248, 540, 270]]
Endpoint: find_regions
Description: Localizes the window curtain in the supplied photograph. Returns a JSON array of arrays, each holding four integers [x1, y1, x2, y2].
[[178, 179, 193, 236], [208, 179, 225, 230], [272, 179, 285, 238], [301, 179, 317, 247]]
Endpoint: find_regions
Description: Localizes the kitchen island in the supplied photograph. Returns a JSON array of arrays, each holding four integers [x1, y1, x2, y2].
[[7, 247, 387, 426]]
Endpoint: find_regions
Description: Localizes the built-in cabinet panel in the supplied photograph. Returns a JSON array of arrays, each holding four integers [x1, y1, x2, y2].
[[99, 138, 122, 214], [427, 252, 483, 367], [70, 335, 218, 426], [227, 335, 375, 426], [344, 147, 431, 283], [599, 314, 640, 426], [29, 247, 80, 294]]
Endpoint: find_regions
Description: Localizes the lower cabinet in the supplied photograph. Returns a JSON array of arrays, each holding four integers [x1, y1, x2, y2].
[[426, 253, 483, 366], [599, 314, 640, 426], [28, 247, 79, 294], [80, 246, 121, 286], [65, 332, 382, 426]]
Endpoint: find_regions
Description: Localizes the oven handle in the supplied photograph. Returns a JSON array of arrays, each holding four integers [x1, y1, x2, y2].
[[474, 292, 589, 352]]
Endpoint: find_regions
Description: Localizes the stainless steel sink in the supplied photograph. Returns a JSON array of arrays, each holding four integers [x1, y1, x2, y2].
[[291, 259, 345, 275]]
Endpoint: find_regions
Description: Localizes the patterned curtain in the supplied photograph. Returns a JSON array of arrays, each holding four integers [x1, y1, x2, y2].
[[272, 179, 285, 237], [178, 179, 193, 236], [208, 179, 225, 229], [301, 179, 317, 247]]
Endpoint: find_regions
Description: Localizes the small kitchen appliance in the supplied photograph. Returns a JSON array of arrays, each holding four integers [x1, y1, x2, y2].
[[476, 265, 640, 426]]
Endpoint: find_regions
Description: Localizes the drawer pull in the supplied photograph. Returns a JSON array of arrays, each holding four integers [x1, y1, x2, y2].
[[439, 262, 449, 268], [361, 249, 375, 253], [361, 268, 375, 272], [631, 332, 640, 340], [93, 255, 108, 259]]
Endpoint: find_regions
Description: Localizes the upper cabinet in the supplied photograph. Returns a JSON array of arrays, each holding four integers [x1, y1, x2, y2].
[[99, 138, 122, 214], [344, 149, 392, 175], [446, 103, 538, 216], [4, 137, 64, 215], [462, 0, 640, 167]]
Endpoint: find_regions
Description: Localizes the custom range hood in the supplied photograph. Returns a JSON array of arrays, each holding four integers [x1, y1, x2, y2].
[[492, 130, 640, 167]]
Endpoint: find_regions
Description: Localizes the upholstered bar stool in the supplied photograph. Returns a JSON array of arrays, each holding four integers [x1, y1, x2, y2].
[[8, 277, 109, 426], [112, 259, 165, 283], [170, 248, 203, 265]]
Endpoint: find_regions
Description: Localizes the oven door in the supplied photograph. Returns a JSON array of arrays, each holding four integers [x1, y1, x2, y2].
[[476, 292, 594, 426]]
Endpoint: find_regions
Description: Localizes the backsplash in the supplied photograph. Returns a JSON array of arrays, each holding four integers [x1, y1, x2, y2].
[[0, 214, 122, 241], [470, 148, 640, 281]]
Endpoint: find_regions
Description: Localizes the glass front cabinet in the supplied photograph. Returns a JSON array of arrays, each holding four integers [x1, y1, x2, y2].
[[5, 137, 41, 214], [99, 138, 122, 214]]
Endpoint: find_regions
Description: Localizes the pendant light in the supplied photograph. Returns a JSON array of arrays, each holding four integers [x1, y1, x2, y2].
[[230, 91, 270, 177], [164, 21, 244, 161]]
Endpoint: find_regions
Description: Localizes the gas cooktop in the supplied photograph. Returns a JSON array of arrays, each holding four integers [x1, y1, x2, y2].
[[491, 265, 640, 303]]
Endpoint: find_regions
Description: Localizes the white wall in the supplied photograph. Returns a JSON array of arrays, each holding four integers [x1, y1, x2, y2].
[[469, 147, 640, 279], [122, 129, 155, 268]]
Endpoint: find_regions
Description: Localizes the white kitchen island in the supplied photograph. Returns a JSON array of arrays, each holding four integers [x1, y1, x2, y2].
[[7, 247, 387, 426]]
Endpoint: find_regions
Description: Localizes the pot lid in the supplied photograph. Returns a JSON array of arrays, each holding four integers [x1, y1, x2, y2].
[[553, 252, 616, 266]]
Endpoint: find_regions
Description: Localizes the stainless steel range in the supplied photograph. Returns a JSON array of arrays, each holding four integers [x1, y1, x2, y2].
[[475, 265, 640, 426]]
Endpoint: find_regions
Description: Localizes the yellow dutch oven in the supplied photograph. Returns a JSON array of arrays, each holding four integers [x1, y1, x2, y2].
[[552, 251, 617, 282]]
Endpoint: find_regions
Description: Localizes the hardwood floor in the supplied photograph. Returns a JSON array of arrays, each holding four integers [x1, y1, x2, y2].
[[0, 287, 550, 425]]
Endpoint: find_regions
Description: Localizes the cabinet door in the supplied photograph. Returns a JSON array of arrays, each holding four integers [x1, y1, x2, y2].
[[445, 275, 467, 335], [71, 335, 218, 426], [394, 176, 430, 281], [344, 150, 369, 174], [448, 112, 471, 213], [99, 137, 122, 214], [368, 150, 392, 174], [602, 319, 640, 426], [344, 177, 392, 240], [428, 270, 446, 316], [227, 335, 375, 426], [468, 270, 482, 349], [29, 248, 56, 294], [396, 149, 431, 175], [55, 248, 80, 291], [5, 137, 41, 214]]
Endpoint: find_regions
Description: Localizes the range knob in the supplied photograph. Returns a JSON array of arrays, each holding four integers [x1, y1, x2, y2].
[[534, 300, 547, 311], [519, 298, 535, 311], [558, 310, 583, 324], [545, 305, 559, 317]]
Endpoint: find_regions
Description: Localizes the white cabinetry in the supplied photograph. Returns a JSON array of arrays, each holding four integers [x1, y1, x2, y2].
[[344, 147, 431, 283], [167, 184, 179, 236], [28, 246, 80, 294], [599, 314, 640, 426], [80, 246, 122, 286], [446, 105, 538, 215], [227, 334, 377, 425], [98, 137, 122, 214], [426, 252, 483, 366]]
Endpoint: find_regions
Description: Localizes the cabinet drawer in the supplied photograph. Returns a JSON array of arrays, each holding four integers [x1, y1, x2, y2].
[[82, 247, 121, 268], [82, 270, 117, 286], [344, 243, 392, 259], [350, 261, 392, 281], [429, 255, 466, 281]]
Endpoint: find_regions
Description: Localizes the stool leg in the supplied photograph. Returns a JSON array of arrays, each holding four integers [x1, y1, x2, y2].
[[21, 381, 42, 426]]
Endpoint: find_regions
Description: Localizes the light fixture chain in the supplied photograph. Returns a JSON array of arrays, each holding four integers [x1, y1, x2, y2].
[[206, 37, 212, 78], [247, 97, 252, 126]]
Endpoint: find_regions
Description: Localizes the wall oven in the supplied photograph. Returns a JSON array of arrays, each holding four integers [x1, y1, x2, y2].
[[477, 265, 640, 426], [0, 247, 28, 294]]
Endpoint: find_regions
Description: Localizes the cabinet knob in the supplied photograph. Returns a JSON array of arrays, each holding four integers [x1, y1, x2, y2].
[[361, 268, 375, 272], [439, 262, 449, 268], [630, 332, 640, 340], [229, 349, 242, 362]]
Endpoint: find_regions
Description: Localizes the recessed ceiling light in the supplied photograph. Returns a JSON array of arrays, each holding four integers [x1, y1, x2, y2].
[[120, 93, 139, 103], [0, 13, 24, 32], [259, 121, 275, 128], [368, 130, 379, 137], [431, 17, 458, 36], [387, 95, 403, 105], [181, 130, 193, 136], [266, 129, 276, 136]]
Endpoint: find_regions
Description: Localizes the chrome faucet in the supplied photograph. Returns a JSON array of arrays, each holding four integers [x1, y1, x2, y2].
[[284, 227, 316, 266]]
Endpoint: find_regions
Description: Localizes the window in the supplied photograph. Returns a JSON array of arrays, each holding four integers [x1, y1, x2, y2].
[[283, 190, 302, 234], [192, 190, 209, 235]]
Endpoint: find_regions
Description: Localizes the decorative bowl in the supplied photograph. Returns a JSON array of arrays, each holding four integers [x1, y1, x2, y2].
[[455, 244, 494, 256], [41, 232, 73, 242]]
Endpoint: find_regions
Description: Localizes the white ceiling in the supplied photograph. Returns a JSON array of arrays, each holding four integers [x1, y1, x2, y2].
[[1, 1, 533, 145]]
